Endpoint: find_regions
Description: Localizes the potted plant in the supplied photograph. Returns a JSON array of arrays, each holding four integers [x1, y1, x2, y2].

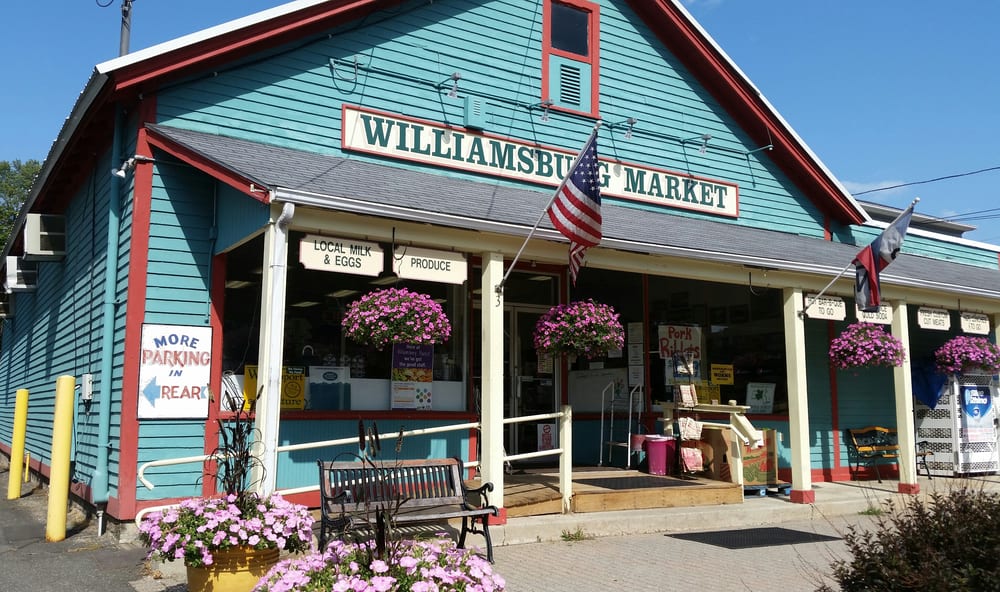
[[828, 322, 906, 370], [533, 299, 625, 358], [253, 538, 505, 592], [138, 406, 315, 592], [341, 287, 451, 350], [261, 421, 505, 592], [934, 335, 1000, 376]]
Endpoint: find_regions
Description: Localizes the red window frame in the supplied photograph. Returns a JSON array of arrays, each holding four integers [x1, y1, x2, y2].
[[542, 0, 600, 119]]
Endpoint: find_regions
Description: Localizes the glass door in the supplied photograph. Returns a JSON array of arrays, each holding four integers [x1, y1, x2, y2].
[[506, 306, 558, 463]]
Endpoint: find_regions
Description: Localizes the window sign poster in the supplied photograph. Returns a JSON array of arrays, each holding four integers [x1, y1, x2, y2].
[[627, 343, 644, 366], [390, 343, 434, 410], [138, 324, 212, 419], [658, 325, 702, 382], [627, 322, 643, 344], [242, 365, 307, 411], [960, 384, 996, 442], [746, 382, 776, 414]]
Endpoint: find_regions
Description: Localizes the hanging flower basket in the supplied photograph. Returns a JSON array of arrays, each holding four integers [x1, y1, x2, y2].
[[342, 287, 451, 350], [829, 322, 906, 370], [934, 335, 1000, 376], [533, 299, 624, 358]]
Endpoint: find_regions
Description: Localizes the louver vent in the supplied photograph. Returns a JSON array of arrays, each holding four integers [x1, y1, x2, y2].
[[559, 63, 582, 107]]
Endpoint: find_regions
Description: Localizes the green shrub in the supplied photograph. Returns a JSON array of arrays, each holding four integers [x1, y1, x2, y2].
[[822, 487, 1000, 591]]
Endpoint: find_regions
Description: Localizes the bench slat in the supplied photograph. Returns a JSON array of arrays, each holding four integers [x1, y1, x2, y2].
[[846, 426, 900, 483], [317, 457, 498, 562]]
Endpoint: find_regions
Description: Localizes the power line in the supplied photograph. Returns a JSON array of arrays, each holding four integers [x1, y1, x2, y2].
[[853, 164, 1000, 196]]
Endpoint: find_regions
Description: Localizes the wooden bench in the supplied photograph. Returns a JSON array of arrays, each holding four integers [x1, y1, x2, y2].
[[317, 457, 499, 562], [846, 426, 899, 482], [846, 427, 934, 482]]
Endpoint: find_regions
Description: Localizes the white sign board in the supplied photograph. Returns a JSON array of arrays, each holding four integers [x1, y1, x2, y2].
[[138, 324, 212, 418], [342, 105, 739, 218], [856, 303, 892, 325], [393, 246, 467, 284], [804, 294, 846, 321], [918, 307, 951, 331], [960, 312, 990, 335], [299, 234, 383, 276]]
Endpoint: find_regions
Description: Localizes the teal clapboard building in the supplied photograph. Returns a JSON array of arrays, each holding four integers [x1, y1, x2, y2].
[[2, 0, 1000, 525]]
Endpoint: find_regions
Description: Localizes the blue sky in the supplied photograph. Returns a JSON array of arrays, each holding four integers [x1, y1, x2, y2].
[[3, 1, 999, 243]]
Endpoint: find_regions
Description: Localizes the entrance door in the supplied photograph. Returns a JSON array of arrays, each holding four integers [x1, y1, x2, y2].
[[505, 306, 559, 463]]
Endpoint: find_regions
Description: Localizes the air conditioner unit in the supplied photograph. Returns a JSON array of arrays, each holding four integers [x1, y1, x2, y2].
[[24, 213, 66, 261], [5, 256, 37, 292]]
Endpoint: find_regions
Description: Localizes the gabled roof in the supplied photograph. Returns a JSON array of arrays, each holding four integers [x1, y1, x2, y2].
[[11, 0, 867, 260]]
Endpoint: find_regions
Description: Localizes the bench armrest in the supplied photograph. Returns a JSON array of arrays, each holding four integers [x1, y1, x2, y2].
[[465, 481, 497, 513]]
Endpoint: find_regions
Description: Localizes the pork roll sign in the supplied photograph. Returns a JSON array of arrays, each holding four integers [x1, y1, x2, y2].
[[138, 325, 213, 419]]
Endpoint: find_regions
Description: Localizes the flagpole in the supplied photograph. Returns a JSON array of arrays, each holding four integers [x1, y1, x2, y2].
[[495, 121, 602, 295], [799, 261, 854, 318], [800, 197, 919, 318]]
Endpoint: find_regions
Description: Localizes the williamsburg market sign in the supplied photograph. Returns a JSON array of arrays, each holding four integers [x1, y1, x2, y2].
[[341, 106, 739, 217]]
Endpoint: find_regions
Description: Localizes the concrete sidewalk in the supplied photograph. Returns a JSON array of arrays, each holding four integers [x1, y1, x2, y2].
[[3, 465, 999, 591]]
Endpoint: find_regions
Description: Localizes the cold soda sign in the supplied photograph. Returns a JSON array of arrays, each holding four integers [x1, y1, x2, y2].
[[299, 234, 383, 276], [137, 324, 212, 419]]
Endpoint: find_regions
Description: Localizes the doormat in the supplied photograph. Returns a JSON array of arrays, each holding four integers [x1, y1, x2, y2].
[[667, 527, 841, 549], [574, 475, 701, 490]]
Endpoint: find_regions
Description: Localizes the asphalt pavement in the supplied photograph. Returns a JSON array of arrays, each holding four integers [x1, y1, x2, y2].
[[3, 460, 999, 592]]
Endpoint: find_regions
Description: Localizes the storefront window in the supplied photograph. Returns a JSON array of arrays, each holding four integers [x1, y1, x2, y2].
[[648, 276, 787, 415], [221, 233, 468, 412]]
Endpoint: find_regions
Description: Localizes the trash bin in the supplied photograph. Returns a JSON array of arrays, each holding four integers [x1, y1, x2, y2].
[[644, 436, 675, 476]]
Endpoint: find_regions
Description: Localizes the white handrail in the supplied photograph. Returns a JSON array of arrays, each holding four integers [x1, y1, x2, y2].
[[137, 421, 481, 490], [136, 406, 575, 517]]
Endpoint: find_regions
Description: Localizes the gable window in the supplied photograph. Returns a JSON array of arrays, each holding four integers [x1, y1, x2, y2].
[[543, 0, 600, 117]]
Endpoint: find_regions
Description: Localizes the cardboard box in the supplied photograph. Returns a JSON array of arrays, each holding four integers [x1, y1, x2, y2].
[[741, 428, 778, 486]]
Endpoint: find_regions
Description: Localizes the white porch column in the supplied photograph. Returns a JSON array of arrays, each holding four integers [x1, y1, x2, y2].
[[481, 252, 506, 516], [254, 202, 294, 495], [783, 287, 814, 503], [892, 300, 920, 494]]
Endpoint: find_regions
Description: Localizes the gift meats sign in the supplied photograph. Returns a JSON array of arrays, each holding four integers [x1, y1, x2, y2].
[[137, 324, 212, 418]]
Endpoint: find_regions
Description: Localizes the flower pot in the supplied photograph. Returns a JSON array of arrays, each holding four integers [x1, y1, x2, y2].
[[185, 546, 280, 592]]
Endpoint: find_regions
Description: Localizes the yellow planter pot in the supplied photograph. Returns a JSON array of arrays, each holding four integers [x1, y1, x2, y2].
[[186, 546, 280, 592]]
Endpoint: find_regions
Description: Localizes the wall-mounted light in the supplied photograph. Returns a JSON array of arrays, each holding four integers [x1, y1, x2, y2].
[[438, 72, 461, 98], [112, 154, 155, 178], [539, 100, 552, 122], [697, 134, 712, 154], [623, 117, 638, 139]]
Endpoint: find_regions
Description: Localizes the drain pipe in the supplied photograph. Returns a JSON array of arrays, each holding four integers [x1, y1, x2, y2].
[[257, 201, 293, 496], [92, 104, 125, 535]]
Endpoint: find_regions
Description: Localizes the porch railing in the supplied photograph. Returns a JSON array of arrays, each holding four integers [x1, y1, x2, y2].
[[134, 405, 574, 522]]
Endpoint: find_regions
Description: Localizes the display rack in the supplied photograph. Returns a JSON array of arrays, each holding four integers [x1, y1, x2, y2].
[[599, 382, 644, 468], [658, 400, 760, 483]]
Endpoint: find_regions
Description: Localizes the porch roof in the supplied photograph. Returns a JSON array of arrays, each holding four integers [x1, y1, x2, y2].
[[146, 124, 1000, 302]]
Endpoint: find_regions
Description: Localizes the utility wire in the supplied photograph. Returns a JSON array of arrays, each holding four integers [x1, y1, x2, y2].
[[853, 164, 1000, 225], [853, 164, 1000, 196]]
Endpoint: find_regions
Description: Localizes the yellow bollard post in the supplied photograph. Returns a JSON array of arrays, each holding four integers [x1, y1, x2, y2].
[[23, 452, 30, 482], [46, 376, 76, 542], [7, 389, 29, 500]]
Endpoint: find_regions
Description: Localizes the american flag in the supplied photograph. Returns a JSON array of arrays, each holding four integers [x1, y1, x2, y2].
[[548, 129, 602, 284]]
